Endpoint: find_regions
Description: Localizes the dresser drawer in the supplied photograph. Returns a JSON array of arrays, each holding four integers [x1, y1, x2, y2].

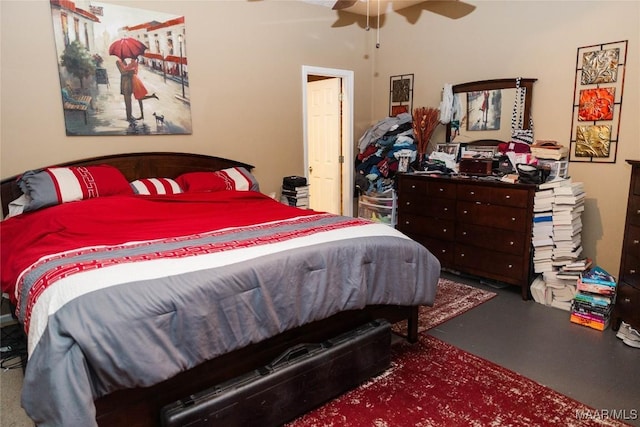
[[628, 195, 640, 226], [401, 232, 454, 267], [491, 186, 531, 207], [421, 236, 454, 267], [620, 252, 640, 287], [422, 198, 456, 219], [398, 176, 427, 195], [455, 244, 524, 283], [457, 184, 530, 208], [397, 213, 455, 240], [623, 224, 640, 258], [457, 184, 493, 203], [397, 191, 429, 214], [457, 201, 529, 232], [456, 223, 526, 255], [614, 282, 640, 329], [426, 180, 456, 199], [398, 193, 455, 218], [621, 224, 640, 286]]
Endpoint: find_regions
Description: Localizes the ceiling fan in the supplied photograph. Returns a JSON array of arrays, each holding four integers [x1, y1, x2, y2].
[[330, 0, 475, 20], [323, 0, 475, 47]]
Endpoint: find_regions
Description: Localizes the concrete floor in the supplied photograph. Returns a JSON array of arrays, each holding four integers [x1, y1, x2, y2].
[[433, 271, 640, 427]]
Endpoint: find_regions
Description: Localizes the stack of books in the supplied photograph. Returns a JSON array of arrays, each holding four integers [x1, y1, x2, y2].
[[531, 140, 569, 161], [556, 257, 593, 281], [570, 266, 617, 331], [532, 188, 555, 273], [531, 275, 577, 311], [533, 257, 592, 311], [552, 180, 585, 263], [280, 176, 309, 208], [530, 178, 587, 311]]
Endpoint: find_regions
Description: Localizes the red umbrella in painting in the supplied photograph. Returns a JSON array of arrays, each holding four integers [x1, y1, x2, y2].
[[108, 37, 147, 60]]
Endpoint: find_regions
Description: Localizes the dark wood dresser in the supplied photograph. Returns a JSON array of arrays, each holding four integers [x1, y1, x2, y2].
[[612, 160, 640, 331], [397, 173, 536, 300]]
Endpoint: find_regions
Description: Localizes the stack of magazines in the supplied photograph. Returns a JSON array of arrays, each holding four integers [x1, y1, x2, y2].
[[570, 266, 617, 331]]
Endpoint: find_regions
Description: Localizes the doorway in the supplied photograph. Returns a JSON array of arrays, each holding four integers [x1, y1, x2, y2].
[[302, 66, 354, 216]]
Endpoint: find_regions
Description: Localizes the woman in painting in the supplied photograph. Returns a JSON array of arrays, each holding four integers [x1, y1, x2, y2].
[[117, 58, 158, 121], [480, 90, 490, 125]]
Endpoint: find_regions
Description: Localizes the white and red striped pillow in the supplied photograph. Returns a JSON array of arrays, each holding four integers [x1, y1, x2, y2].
[[130, 178, 183, 195], [17, 165, 133, 212], [214, 167, 259, 192]]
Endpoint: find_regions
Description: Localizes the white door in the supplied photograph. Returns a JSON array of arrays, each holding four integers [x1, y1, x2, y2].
[[307, 77, 342, 214]]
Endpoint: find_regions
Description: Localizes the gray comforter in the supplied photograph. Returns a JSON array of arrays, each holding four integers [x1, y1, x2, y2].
[[11, 201, 439, 426]]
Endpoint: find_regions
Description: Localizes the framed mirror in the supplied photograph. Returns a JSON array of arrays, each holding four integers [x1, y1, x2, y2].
[[446, 78, 537, 143]]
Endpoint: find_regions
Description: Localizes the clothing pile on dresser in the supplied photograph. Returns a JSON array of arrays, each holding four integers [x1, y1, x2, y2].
[[355, 113, 417, 195]]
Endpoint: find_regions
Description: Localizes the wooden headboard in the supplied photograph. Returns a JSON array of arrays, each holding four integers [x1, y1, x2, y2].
[[0, 152, 254, 217]]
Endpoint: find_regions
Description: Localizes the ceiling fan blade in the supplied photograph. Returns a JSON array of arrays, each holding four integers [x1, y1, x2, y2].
[[332, 0, 358, 10], [331, 10, 384, 29], [396, 0, 476, 23]]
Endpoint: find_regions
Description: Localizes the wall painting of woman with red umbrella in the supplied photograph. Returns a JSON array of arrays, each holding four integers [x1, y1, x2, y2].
[[49, 0, 191, 136]]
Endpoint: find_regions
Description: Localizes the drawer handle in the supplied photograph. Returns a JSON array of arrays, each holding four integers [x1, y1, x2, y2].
[[630, 269, 637, 274], [443, 207, 448, 212], [624, 298, 631, 303], [637, 209, 640, 215], [634, 240, 639, 245], [460, 253, 465, 257], [405, 220, 410, 225], [443, 228, 447, 233], [411, 184, 416, 189], [406, 201, 411, 205], [441, 249, 447, 253], [505, 195, 511, 199], [469, 191, 475, 195], [462, 231, 467, 236], [507, 264, 513, 269], [463, 210, 468, 214], [510, 241, 514, 245], [439, 188, 444, 192], [511, 217, 516, 221]]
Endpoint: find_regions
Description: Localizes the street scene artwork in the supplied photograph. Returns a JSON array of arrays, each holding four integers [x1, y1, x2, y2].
[[50, 0, 192, 136], [466, 89, 501, 132]]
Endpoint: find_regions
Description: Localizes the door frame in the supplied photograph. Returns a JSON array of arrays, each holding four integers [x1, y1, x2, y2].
[[301, 65, 354, 217]]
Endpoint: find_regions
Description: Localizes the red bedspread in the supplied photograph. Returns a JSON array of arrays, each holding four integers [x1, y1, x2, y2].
[[1, 191, 315, 301]]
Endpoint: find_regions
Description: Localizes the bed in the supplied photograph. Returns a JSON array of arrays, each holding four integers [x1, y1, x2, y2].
[[0, 152, 441, 427]]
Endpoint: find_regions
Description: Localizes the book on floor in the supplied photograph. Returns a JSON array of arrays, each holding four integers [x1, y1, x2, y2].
[[576, 278, 616, 296], [580, 266, 616, 287], [570, 311, 609, 331]]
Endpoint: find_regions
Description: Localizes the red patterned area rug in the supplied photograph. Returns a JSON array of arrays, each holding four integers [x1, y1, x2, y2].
[[288, 279, 631, 427], [288, 335, 630, 427], [393, 277, 497, 336]]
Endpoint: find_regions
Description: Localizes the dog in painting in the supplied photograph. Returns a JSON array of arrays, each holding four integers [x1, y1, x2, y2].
[[153, 112, 165, 126]]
